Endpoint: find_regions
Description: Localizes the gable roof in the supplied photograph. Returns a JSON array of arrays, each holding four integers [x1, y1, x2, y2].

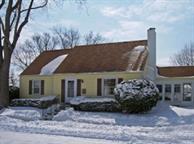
[[158, 66, 194, 77], [21, 40, 147, 75]]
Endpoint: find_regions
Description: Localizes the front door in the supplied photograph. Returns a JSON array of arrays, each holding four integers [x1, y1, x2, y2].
[[65, 79, 77, 103]]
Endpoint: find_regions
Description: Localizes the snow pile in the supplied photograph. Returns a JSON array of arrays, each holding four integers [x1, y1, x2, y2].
[[40, 54, 68, 75], [0, 107, 41, 121], [0, 102, 194, 143], [53, 108, 116, 124], [39, 96, 57, 101], [70, 96, 116, 105]]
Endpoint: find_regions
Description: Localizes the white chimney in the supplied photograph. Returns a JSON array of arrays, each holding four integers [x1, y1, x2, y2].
[[148, 28, 156, 68], [144, 28, 157, 81]]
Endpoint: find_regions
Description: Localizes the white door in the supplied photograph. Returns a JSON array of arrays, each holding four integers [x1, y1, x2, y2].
[[65, 79, 77, 103]]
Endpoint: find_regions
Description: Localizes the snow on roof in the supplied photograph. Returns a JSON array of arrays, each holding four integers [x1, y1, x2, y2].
[[133, 45, 145, 52], [40, 54, 68, 75]]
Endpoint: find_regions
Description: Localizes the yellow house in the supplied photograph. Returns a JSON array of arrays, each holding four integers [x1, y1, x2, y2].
[[20, 28, 194, 106]]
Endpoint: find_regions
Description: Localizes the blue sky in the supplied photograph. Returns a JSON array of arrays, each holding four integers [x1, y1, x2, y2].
[[21, 0, 194, 66]]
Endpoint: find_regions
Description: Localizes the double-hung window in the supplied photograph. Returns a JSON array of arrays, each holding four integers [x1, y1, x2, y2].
[[174, 84, 181, 93], [29, 80, 44, 95], [103, 79, 116, 96], [33, 80, 41, 95]]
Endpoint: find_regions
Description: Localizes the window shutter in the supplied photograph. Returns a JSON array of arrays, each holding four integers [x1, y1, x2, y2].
[[41, 80, 44, 95], [77, 79, 82, 96], [118, 78, 123, 84], [97, 78, 102, 96], [61, 79, 65, 103], [29, 80, 32, 95]]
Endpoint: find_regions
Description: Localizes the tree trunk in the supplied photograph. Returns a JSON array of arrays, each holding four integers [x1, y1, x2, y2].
[[0, 57, 11, 107]]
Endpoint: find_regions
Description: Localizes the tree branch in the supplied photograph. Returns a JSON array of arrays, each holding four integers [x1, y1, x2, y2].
[[11, 0, 20, 11], [0, 26, 3, 66], [12, 0, 34, 49], [3, 0, 13, 54], [10, 11, 17, 29], [0, 17, 5, 34], [20, 0, 48, 13], [0, 0, 5, 10]]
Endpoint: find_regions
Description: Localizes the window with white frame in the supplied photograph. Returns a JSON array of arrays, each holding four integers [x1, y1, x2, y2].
[[183, 83, 192, 101], [33, 80, 41, 95], [103, 79, 116, 96]]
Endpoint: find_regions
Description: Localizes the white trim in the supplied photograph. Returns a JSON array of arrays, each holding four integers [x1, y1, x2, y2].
[[65, 78, 77, 103], [162, 83, 165, 101], [171, 84, 174, 102], [102, 77, 118, 96]]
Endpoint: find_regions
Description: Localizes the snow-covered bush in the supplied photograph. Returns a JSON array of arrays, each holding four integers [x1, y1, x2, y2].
[[114, 79, 159, 113], [70, 96, 121, 112], [10, 96, 59, 109]]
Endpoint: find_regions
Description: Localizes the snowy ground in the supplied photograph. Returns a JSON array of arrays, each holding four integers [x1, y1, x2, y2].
[[0, 102, 194, 144]]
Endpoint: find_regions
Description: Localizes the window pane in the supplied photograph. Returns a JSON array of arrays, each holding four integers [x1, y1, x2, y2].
[[34, 88, 39, 94], [165, 84, 171, 101], [183, 83, 192, 101], [33, 80, 40, 94], [174, 84, 181, 93], [104, 79, 116, 96], [67, 81, 74, 97], [156, 84, 162, 93], [165, 84, 171, 93]]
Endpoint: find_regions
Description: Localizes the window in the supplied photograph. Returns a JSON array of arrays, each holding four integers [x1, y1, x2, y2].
[[156, 84, 162, 93], [33, 80, 41, 95], [67, 80, 75, 97], [103, 79, 116, 96], [29, 80, 44, 95], [165, 84, 171, 101], [174, 84, 181, 93], [183, 83, 192, 101], [165, 84, 171, 93]]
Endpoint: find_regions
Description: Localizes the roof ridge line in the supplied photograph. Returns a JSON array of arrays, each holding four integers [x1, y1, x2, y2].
[[75, 39, 147, 48]]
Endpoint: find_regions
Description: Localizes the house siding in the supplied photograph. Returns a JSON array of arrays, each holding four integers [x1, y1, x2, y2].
[[20, 71, 143, 102]]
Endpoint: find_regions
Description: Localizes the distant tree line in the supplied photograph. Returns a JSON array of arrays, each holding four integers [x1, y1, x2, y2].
[[170, 42, 194, 66], [13, 26, 106, 71]]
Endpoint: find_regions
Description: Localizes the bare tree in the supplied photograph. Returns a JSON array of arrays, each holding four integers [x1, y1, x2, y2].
[[0, 0, 49, 106], [13, 41, 37, 71], [9, 68, 17, 87], [84, 31, 105, 45], [13, 32, 59, 71], [170, 42, 194, 66], [0, 0, 85, 106], [32, 32, 59, 53], [53, 27, 80, 49]]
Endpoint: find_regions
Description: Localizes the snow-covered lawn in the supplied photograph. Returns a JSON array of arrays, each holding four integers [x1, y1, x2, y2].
[[0, 130, 124, 144], [0, 102, 194, 144]]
